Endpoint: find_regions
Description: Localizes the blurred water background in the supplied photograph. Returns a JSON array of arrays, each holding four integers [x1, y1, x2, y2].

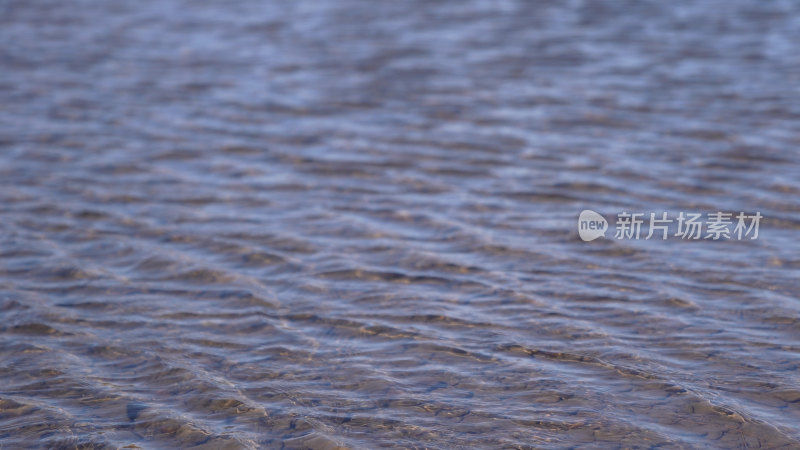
[[1, 0, 800, 447]]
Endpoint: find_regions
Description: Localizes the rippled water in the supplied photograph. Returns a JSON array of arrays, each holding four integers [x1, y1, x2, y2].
[[2, 0, 800, 448]]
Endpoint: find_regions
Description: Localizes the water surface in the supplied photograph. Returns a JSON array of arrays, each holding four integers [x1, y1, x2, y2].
[[1, 0, 800, 447]]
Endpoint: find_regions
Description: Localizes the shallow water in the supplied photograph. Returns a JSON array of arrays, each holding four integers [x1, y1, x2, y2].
[[1, 0, 800, 448]]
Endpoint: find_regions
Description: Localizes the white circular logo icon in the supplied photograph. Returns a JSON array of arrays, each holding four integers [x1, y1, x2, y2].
[[578, 210, 608, 241]]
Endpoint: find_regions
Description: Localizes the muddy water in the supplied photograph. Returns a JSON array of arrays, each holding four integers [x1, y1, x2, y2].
[[1, 0, 800, 448]]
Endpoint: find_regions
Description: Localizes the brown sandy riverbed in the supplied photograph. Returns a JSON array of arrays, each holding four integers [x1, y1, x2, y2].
[[1, 0, 799, 447]]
